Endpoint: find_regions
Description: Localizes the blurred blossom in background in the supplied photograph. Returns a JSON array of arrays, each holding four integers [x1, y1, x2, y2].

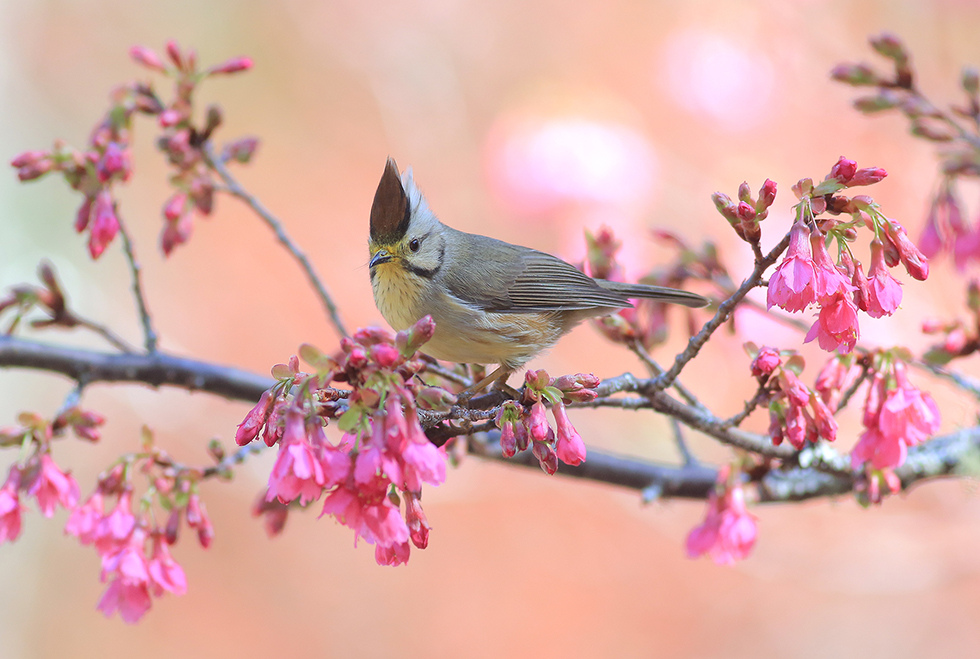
[[2, 1, 980, 658], [660, 28, 776, 131]]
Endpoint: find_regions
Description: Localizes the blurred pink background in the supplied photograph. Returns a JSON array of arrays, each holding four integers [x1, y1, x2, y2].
[[2, 1, 980, 657]]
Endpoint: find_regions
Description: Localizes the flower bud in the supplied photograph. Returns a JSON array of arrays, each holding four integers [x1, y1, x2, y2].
[[830, 62, 880, 86], [222, 137, 259, 164], [848, 167, 887, 186], [396, 315, 435, 357], [750, 346, 781, 377], [207, 56, 254, 75], [129, 45, 167, 72], [531, 440, 558, 475], [885, 220, 929, 280], [870, 32, 908, 64]]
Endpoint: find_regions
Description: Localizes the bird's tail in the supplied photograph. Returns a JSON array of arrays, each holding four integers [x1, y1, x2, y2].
[[597, 280, 710, 308]]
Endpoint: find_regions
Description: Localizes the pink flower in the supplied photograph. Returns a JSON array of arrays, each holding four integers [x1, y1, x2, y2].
[[27, 454, 79, 517], [767, 222, 816, 312], [320, 486, 409, 549], [88, 190, 120, 259], [852, 365, 940, 470], [686, 479, 758, 565], [865, 240, 902, 318], [0, 469, 25, 544], [266, 410, 326, 505], [552, 403, 587, 466], [375, 541, 411, 566], [809, 232, 854, 302], [804, 293, 859, 353], [95, 490, 136, 553], [147, 539, 187, 596], [97, 576, 153, 624], [65, 491, 105, 545]]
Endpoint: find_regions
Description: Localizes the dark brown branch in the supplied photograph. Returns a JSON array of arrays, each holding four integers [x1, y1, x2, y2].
[[2, 333, 977, 503], [0, 334, 271, 401]]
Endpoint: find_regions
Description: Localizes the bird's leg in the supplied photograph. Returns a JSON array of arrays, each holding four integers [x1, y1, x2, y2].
[[458, 365, 514, 400]]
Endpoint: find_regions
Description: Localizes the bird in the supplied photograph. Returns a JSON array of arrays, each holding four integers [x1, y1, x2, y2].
[[368, 157, 709, 394]]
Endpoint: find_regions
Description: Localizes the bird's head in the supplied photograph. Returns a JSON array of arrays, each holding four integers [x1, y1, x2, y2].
[[369, 158, 445, 280]]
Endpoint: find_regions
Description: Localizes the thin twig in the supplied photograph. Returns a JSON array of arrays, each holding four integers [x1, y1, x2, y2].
[[653, 232, 792, 394], [722, 383, 770, 428], [627, 338, 707, 412], [115, 215, 158, 353], [202, 142, 349, 339], [72, 317, 137, 354], [670, 417, 698, 466]]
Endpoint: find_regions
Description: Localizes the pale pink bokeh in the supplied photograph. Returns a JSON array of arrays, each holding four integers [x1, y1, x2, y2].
[[660, 28, 776, 131]]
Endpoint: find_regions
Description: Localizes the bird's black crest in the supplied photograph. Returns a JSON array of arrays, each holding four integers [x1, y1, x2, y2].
[[370, 158, 411, 244]]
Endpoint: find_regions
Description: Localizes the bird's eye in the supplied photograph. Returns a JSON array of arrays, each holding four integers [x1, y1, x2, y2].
[[409, 237, 421, 252]]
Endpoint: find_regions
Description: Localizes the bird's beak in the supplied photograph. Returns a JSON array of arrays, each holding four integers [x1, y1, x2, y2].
[[370, 249, 393, 268]]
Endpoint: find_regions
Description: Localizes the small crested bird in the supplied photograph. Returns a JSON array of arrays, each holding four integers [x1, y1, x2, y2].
[[368, 158, 709, 393]]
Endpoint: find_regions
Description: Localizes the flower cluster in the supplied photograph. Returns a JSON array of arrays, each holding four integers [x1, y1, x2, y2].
[[686, 465, 758, 565], [765, 157, 927, 353], [851, 356, 940, 474], [0, 408, 108, 544], [712, 178, 777, 245], [1, 405, 215, 624], [10, 41, 255, 259], [236, 316, 451, 566], [494, 371, 598, 473], [65, 463, 204, 624], [747, 345, 837, 449]]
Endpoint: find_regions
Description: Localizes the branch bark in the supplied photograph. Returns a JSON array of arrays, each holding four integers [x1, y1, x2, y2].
[[2, 334, 977, 503]]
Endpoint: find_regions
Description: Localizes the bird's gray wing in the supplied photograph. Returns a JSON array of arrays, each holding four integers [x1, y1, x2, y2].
[[442, 230, 630, 313]]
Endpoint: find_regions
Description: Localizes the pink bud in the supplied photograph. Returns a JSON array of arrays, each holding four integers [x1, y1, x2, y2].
[[499, 422, 518, 458], [165, 40, 183, 69], [552, 404, 587, 466], [74, 197, 93, 233], [848, 167, 887, 186], [236, 390, 275, 446], [758, 179, 777, 209], [830, 157, 857, 183], [88, 190, 119, 259], [163, 192, 187, 222], [208, 56, 253, 75], [129, 46, 167, 72], [531, 440, 558, 475], [750, 346, 781, 377], [885, 220, 929, 280], [527, 402, 549, 442], [370, 343, 401, 368]]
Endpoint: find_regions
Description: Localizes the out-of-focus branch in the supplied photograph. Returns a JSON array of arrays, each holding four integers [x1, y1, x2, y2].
[[0, 334, 271, 401], [202, 142, 349, 339], [116, 215, 159, 352]]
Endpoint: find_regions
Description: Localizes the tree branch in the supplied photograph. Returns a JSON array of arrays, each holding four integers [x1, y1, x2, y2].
[[2, 333, 976, 504]]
